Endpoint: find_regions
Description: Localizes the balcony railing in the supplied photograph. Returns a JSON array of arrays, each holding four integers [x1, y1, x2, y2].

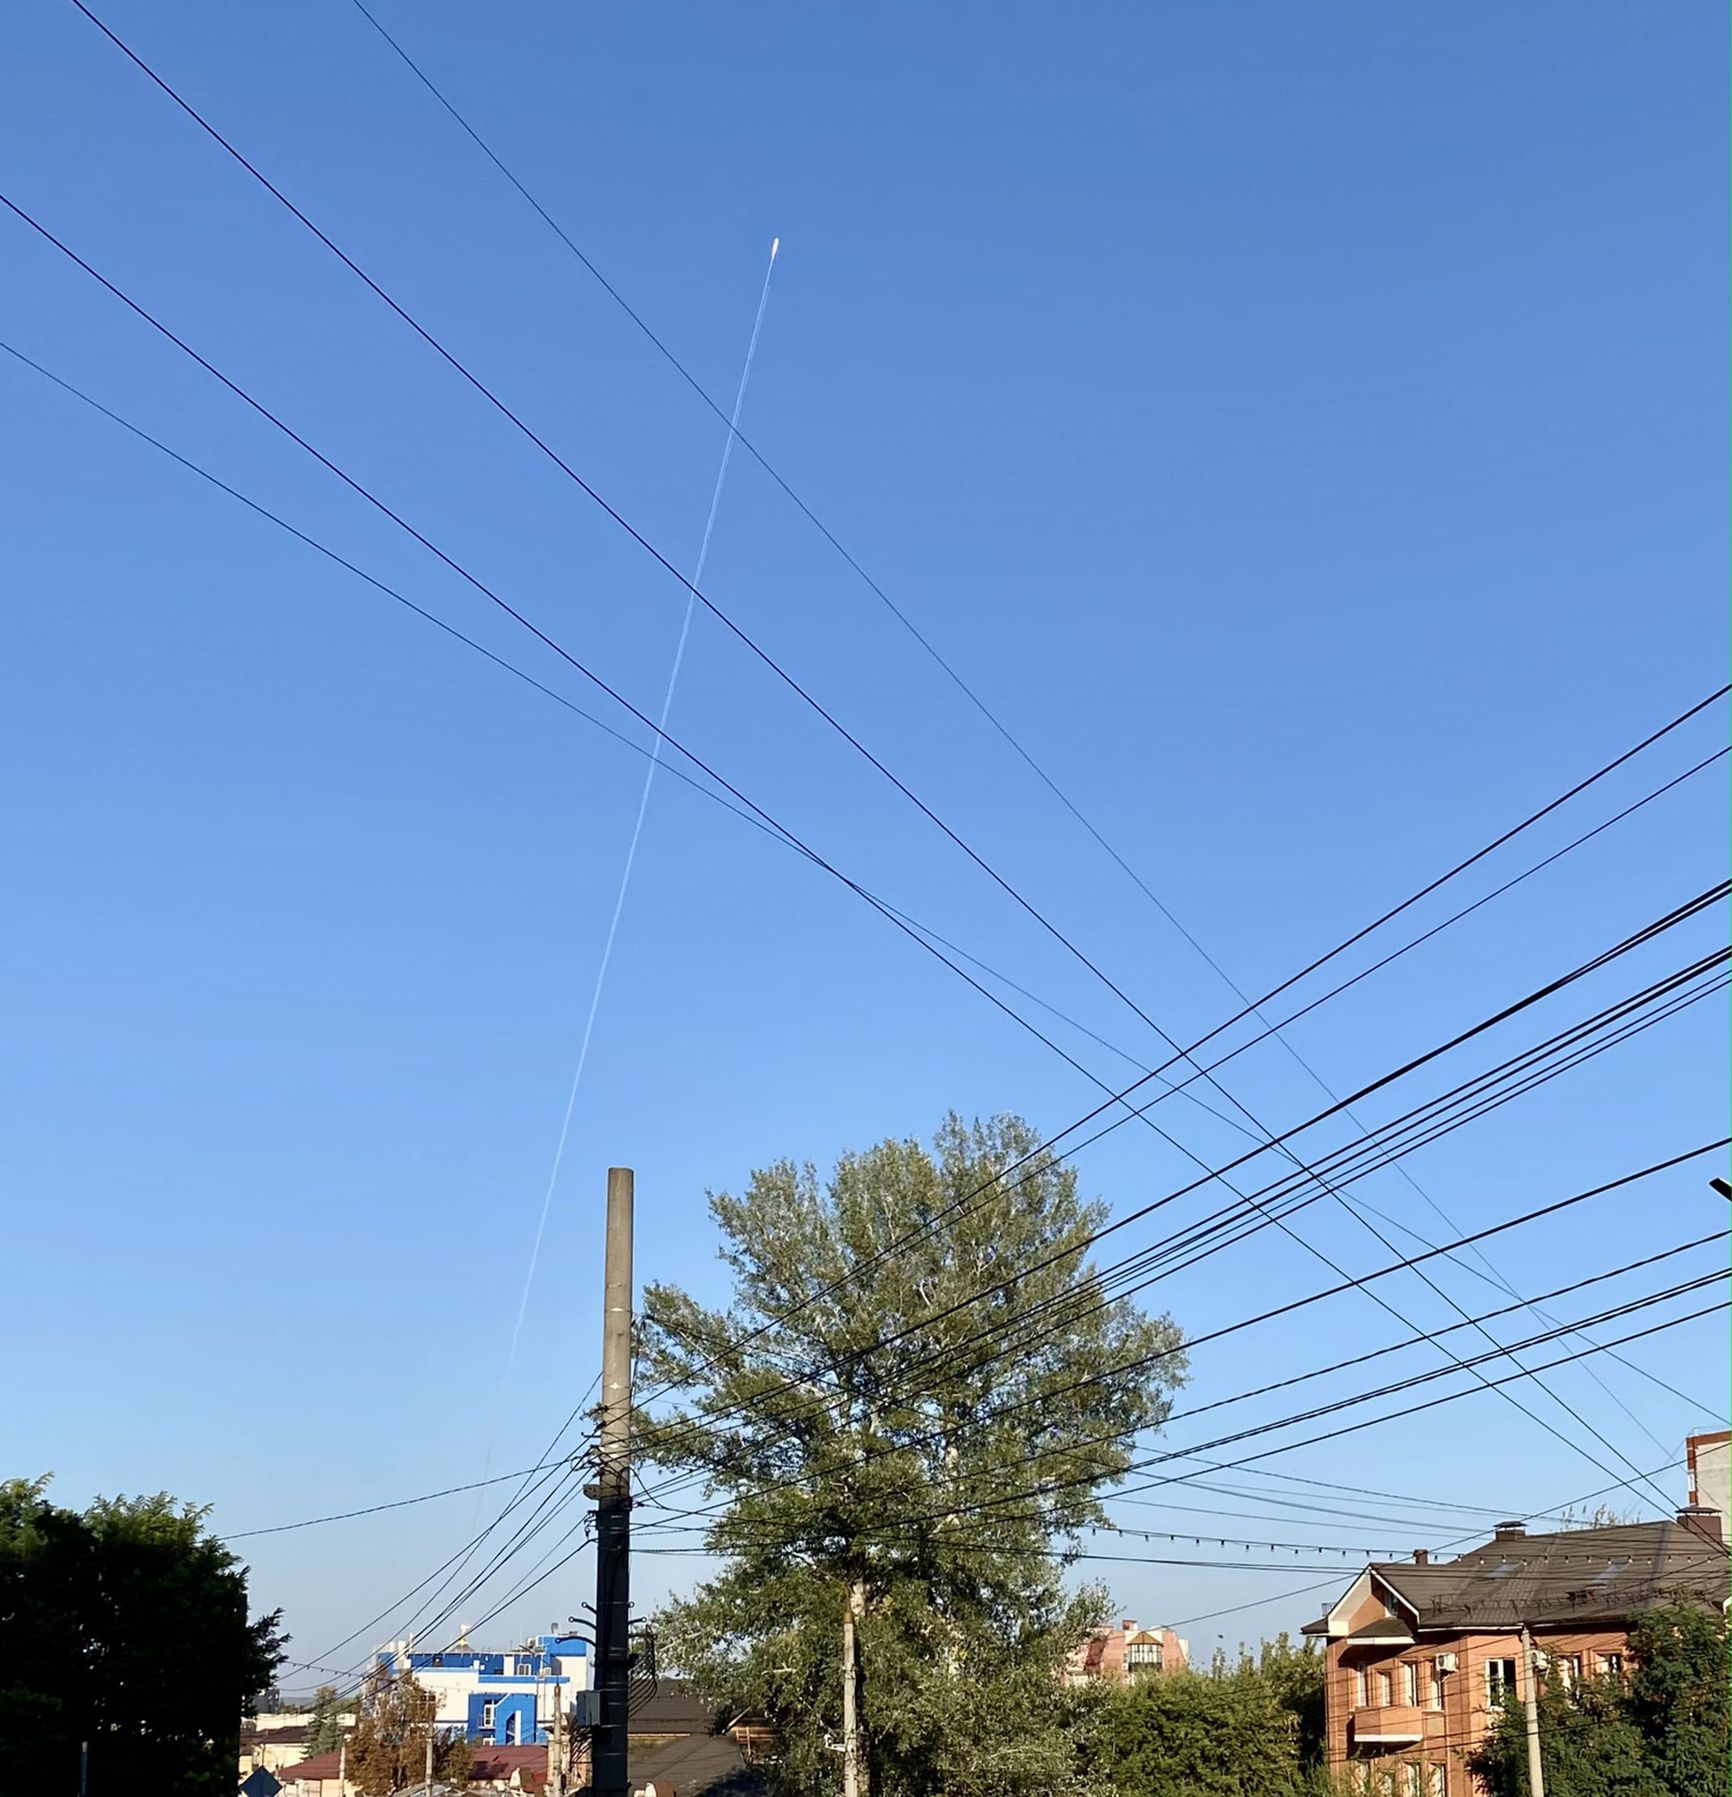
[[1350, 1704, 1425, 1746]]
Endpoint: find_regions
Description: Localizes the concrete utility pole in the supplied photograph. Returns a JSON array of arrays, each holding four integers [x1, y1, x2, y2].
[[592, 1167, 635, 1797], [1519, 1623, 1547, 1797], [546, 1676, 566, 1797], [423, 1712, 434, 1796]]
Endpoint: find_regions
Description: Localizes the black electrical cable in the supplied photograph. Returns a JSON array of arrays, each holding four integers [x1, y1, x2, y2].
[[52, 16, 1732, 1507], [644, 1143, 1729, 1532], [7, 206, 1718, 1434], [631, 895, 1728, 1469]]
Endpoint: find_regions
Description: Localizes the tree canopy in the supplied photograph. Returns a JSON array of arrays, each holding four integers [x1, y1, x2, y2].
[[1471, 1600, 1729, 1797], [0, 1474, 285, 1795], [638, 1113, 1188, 1797], [345, 1668, 471, 1796], [1089, 1636, 1330, 1797], [305, 1682, 347, 1756]]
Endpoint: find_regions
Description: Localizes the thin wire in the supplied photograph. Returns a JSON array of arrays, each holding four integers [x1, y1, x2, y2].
[[337, 0, 1724, 1465], [224, 1463, 552, 1540], [9, 197, 1721, 1431], [631, 900, 1728, 1474], [0, 189, 1235, 1208], [642, 1140, 1729, 1527]]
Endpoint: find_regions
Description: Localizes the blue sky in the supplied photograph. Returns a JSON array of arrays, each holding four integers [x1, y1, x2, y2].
[[1, 0, 1725, 1679]]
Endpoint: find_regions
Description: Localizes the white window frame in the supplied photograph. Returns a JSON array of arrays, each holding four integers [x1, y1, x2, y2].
[[1402, 1661, 1419, 1706], [1485, 1658, 1518, 1705], [1427, 1660, 1445, 1710], [480, 1698, 499, 1733], [1354, 1665, 1369, 1707]]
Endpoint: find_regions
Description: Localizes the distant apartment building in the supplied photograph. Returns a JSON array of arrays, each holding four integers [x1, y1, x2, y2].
[[1064, 1616, 1189, 1683], [1687, 1427, 1729, 1523], [1303, 1507, 1728, 1796], [374, 1633, 592, 1745]]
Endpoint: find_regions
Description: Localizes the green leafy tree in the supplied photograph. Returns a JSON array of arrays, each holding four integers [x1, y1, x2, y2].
[[305, 1682, 347, 1756], [1471, 1681, 1658, 1797], [1095, 1660, 1321, 1797], [639, 1113, 1187, 1797], [1088, 1637, 1332, 1797], [1625, 1601, 1729, 1797], [345, 1669, 471, 1796], [1470, 1601, 1728, 1797], [1254, 1633, 1327, 1772], [0, 1475, 285, 1795]]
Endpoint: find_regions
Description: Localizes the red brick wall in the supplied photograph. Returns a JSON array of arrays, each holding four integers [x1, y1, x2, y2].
[[1324, 1626, 1632, 1795]]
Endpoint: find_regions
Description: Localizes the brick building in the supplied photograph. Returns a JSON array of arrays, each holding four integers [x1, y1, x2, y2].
[[1303, 1506, 1727, 1795], [1063, 1617, 1189, 1684]]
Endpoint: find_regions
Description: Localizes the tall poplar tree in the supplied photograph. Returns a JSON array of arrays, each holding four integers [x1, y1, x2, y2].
[[638, 1113, 1188, 1797]]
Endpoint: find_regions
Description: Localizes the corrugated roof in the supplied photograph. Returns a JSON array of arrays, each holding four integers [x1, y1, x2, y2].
[[1373, 1518, 1728, 1630]]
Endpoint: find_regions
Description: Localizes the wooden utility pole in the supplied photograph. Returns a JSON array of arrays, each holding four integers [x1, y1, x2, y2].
[[1520, 1623, 1547, 1797], [592, 1167, 635, 1797]]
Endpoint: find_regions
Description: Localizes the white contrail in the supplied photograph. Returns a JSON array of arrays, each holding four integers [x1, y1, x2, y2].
[[480, 237, 782, 1503]]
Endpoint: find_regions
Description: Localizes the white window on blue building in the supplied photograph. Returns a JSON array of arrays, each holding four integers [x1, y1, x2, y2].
[[480, 1699, 498, 1734]]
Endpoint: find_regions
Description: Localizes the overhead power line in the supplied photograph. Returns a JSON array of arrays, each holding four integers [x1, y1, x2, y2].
[[635, 952, 1726, 1524], [12, 186, 1718, 1487], [69, 0, 1246, 1090], [55, 15, 1732, 1510], [642, 1144, 1729, 1530], [630, 894, 1728, 1474], [4, 207, 1719, 1474], [634, 945, 1728, 1524]]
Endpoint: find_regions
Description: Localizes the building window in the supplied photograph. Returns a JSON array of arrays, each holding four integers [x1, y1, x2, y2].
[[517, 1654, 540, 1676], [1427, 1765, 1445, 1797], [480, 1699, 498, 1734], [1427, 1661, 1445, 1710], [1402, 1662, 1420, 1706], [1600, 1651, 1624, 1680], [1557, 1654, 1582, 1690], [1355, 1665, 1369, 1707], [1404, 1765, 1424, 1797], [1485, 1659, 1518, 1706], [1126, 1640, 1163, 1671], [1376, 1668, 1395, 1706]]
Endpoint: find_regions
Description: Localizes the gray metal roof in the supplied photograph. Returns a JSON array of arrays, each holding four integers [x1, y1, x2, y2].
[[1373, 1517, 1727, 1630]]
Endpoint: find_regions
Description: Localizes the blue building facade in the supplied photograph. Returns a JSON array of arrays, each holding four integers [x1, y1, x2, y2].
[[378, 1634, 591, 1745]]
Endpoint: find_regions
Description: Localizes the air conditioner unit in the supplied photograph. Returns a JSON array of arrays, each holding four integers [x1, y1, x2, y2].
[[1435, 1653, 1458, 1672]]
